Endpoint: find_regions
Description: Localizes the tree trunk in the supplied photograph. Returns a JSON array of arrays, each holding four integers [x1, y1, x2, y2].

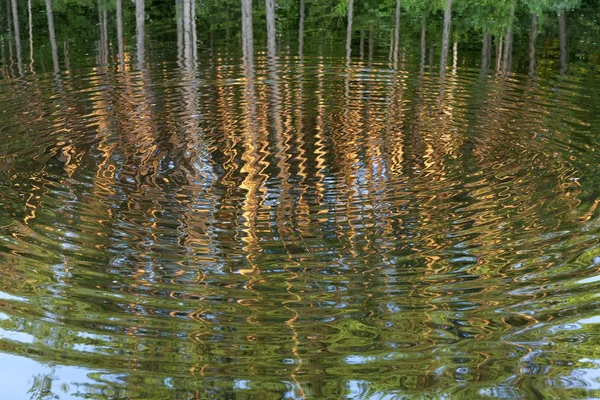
[[241, 0, 253, 63], [116, 0, 124, 65], [439, 0, 452, 76], [103, 9, 108, 61], [420, 18, 426, 74], [529, 14, 537, 76], [388, 30, 393, 64], [135, 0, 145, 68], [428, 40, 434, 68], [452, 41, 457, 75], [495, 35, 503, 72], [191, 0, 196, 60], [176, 0, 183, 62], [27, 0, 33, 72], [359, 30, 364, 60], [346, 0, 354, 61], [558, 11, 567, 74], [298, 0, 305, 58], [183, 0, 192, 64], [98, 0, 108, 65], [481, 33, 491, 71], [45, 0, 59, 73], [368, 30, 373, 67], [178, 0, 196, 68], [5, 0, 14, 76], [265, 0, 276, 59], [0, 41, 5, 79], [392, 0, 401, 68], [63, 41, 69, 70], [97, 0, 103, 64], [502, 1, 515, 73], [10, 0, 23, 75]]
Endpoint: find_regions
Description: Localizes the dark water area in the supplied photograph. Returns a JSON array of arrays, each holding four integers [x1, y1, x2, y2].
[[2, 1, 600, 399]]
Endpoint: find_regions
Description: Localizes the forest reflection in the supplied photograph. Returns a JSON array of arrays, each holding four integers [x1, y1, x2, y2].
[[0, 0, 600, 399]]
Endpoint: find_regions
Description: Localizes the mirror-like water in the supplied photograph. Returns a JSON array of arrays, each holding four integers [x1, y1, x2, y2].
[[2, 1, 600, 398]]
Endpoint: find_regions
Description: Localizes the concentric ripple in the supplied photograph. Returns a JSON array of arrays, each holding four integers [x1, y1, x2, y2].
[[1, 38, 600, 399]]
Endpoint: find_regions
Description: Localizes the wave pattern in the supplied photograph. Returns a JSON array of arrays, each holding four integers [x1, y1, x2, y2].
[[1, 43, 600, 399]]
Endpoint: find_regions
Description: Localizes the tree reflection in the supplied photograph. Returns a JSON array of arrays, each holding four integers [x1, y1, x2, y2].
[[28, 373, 59, 400], [0, 0, 598, 398]]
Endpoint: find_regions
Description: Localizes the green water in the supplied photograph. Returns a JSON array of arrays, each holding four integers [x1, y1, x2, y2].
[[2, 1, 600, 399]]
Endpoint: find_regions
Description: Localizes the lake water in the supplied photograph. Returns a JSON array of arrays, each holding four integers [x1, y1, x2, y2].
[[2, 4, 600, 399]]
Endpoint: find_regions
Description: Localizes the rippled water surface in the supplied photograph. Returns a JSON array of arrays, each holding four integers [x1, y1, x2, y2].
[[2, 13, 600, 400]]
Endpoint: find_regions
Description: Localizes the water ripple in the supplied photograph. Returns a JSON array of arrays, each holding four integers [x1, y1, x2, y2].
[[1, 42, 600, 398]]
